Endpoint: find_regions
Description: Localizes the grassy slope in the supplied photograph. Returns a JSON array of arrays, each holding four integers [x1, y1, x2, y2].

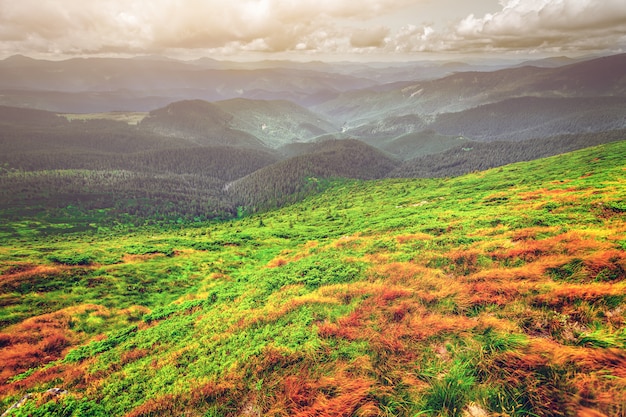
[[0, 141, 625, 416]]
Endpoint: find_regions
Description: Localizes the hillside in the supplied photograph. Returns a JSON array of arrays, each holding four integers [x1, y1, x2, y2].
[[228, 139, 398, 211], [139, 99, 337, 149], [0, 141, 625, 416], [390, 129, 626, 178], [138, 100, 267, 149], [212, 98, 338, 148], [315, 53, 626, 125], [430, 96, 626, 142]]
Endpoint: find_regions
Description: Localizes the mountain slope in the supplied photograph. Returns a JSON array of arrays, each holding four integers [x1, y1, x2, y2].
[[138, 100, 268, 149], [389, 129, 626, 178], [1, 140, 625, 416], [431, 96, 626, 141], [139, 98, 336, 149], [315, 53, 626, 125], [214, 98, 338, 147]]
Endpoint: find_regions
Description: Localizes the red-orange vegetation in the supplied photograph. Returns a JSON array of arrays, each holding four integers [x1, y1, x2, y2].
[[524, 338, 626, 416], [332, 234, 365, 249], [488, 350, 578, 416], [395, 233, 432, 244], [368, 262, 426, 285], [529, 338, 626, 377], [363, 252, 391, 265], [577, 406, 609, 417], [467, 281, 528, 306], [120, 348, 150, 366], [376, 287, 413, 304], [534, 283, 625, 307], [466, 258, 565, 283], [510, 226, 560, 242], [124, 393, 180, 417], [208, 272, 232, 281], [251, 344, 300, 376], [1, 361, 92, 399], [122, 253, 164, 263], [317, 310, 368, 341], [496, 231, 613, 263], [372, 322, 410, 354], [443, 249, 482, 275], [280, 371, 378, 417], [189, 379, 236, 405], [0, 264, 72, 290], [495, 238, 561, 262], [125, 375, 245, 417], [519, 187, 579, 201], [574, 373, 625, 417], [558, 235, 612, 256], [267, 257, 289, 268], [583, 250, 626, 279], [406, 313, 476, 340], [0, 304, 109, 384]]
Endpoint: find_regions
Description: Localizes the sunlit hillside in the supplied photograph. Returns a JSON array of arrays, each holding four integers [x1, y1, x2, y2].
[[1, 140, 625, 416]]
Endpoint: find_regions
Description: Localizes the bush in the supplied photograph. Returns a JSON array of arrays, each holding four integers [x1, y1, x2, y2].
[[64, 325, 138, 362], [47, 253, 93, 266]]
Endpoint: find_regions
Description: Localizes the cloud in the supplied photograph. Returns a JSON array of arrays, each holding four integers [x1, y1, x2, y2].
[[0, 0, 625, 58], [350, 26, 390, 48], [379, 0, 626, 55], [450, 0, 626, 52], [0, 0, 413, 56]]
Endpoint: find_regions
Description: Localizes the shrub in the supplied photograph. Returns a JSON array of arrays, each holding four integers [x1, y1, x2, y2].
[[64, 325, 137, 362]]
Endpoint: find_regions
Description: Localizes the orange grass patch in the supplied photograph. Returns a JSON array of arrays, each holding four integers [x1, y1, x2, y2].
[[395, 233, 433, 244], [534, 283, 625, 307], [0, 264, 79, 290], [275, 367, 379, 417], [466, 255, 570, 282], [0, 304, 110, 384], [525, 338, 626, 415]]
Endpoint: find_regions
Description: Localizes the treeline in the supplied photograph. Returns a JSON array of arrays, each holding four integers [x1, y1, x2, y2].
[[2, 147, 279, 182], [389, 129, 626, 178], [228, 139, 397, 211], [0, 170, 235, 222], [0, 119, 193, 155]]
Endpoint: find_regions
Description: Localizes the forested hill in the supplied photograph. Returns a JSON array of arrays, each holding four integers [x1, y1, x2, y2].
[[228, 139, 398, 211], [140, 98, 338, 149], [138, 100, 267, 149]]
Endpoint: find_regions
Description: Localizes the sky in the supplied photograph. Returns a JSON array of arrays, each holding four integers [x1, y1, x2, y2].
[[0, 0, 625, 61]]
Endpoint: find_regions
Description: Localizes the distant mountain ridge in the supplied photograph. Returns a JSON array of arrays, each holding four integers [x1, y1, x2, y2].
[[316, 53, 626, 125]]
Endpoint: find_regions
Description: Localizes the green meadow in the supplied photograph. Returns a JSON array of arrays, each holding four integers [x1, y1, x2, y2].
[[1, 141, 625, 416]]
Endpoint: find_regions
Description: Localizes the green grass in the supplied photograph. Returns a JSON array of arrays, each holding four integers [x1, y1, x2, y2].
[[1, 140, 625, 416]]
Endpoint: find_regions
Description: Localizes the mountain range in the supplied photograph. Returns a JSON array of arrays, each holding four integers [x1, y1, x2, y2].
[[1, 52, 625, 222]]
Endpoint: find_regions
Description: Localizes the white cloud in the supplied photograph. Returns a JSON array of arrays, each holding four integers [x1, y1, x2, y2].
[[451, 0, 626, 51], [0, 0, 414, 56], [0, 0, 625, 58]]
